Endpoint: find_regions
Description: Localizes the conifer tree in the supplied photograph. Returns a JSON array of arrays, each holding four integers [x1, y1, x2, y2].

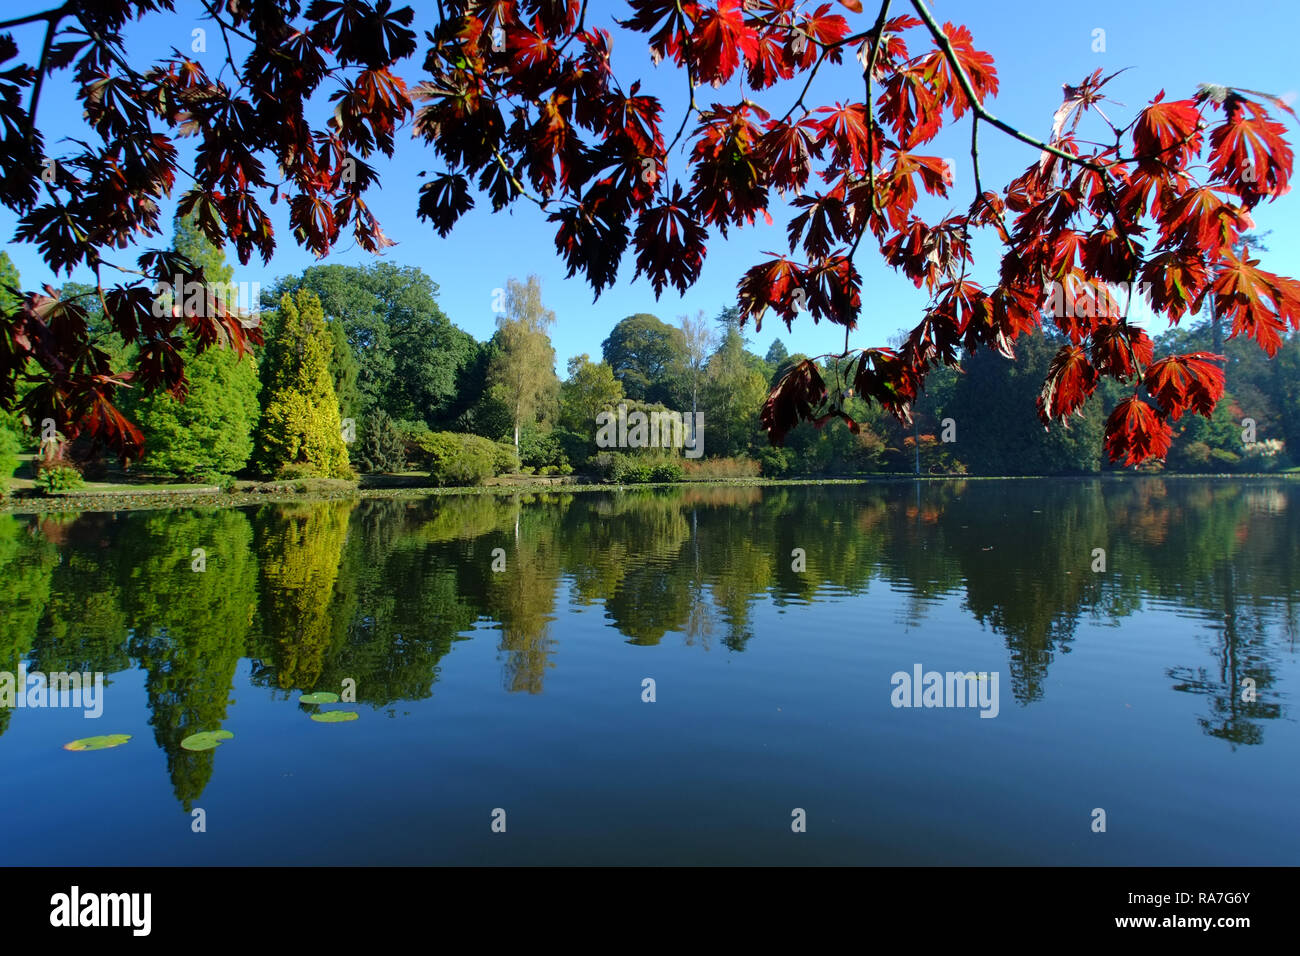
[[255, 289, 353, 478]]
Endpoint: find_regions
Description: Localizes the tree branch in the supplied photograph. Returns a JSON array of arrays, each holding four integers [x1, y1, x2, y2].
[[908, 0, 1104, 172], [0, 4, 68, 32], [25, 5, 66, 145], [847, 0, 893, 265]]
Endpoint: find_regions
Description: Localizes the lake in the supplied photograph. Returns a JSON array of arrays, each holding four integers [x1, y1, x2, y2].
[[1, 478, 1297, 865]]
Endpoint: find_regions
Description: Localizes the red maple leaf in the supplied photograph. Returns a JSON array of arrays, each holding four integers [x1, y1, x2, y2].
[[1037, 344, 1099, 423], [1143, 352, 1226, 421], [1104, 397, 1173, 466]]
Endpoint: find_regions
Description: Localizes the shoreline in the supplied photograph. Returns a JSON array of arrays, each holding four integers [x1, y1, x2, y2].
[[1, 471, 1294, 516]]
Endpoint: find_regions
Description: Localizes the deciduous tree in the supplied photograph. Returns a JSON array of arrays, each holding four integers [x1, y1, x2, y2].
[[488, 275, 559, 452], [0, 1, 1295, 466]]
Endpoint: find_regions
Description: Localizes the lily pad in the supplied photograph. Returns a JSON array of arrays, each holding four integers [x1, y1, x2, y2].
[[63, 734, 131, 751], [180, 729, 235, 752], [310, 711, 358, 723], [299, 692, 339, 704]]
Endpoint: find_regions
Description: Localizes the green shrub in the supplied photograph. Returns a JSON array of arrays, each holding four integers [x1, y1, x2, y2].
[[591, 451, 675, 483], [415, 431, 499, 486], [393, 418, 432, 443], [518, 426, 569, 470], [553, 427, 592, 467], [194, 470, 237, 492], [0, 415, 21, 495], [755, 446, 792, 477], [492, 441, 519, 474], [590, 451, 615, 480], [650, 460, 684, 482], [610, 454, 653, 484], [276, 463, 318, 480], [682, 456, 763, 479], [34, 464, 84, 495]]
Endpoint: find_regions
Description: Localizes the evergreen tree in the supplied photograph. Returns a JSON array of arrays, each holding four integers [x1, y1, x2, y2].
[[327, 317, 361, 423], [132, 345, 262, 477], [255, 289, 353, 478], [127, 213, 261, 478], [765, 338, 789, 368], [359, 409, 406, 473], [952, 331, 1105, 474]]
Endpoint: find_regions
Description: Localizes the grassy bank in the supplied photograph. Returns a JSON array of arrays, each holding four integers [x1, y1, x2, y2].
[[2, 470, 1297, 515]]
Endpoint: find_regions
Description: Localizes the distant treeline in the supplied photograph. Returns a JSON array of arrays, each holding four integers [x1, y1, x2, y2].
[[2, 219, 1296, 489]]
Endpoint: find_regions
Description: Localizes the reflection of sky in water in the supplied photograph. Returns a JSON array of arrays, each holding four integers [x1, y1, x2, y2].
[[0, 479, 1296, 865]]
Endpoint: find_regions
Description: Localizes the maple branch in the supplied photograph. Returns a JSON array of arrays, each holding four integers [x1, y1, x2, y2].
[[555, 0, 589, 54], [491, 148, 549, 210], [666, 70, 697, 156], [968, 115, 1009, 239], [199, 0, 250, 94], [1118, 272, 1148, 379], [778, 16, 870, 125], [0, 4, 68, 31], [24, 5, 65, 145], [665, 3, 699, 156], [849, 0, 892, 266], [908, 0, 1103, 173]]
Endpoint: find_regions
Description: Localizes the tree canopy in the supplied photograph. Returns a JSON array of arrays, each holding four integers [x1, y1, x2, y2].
[[0, 1, 1295, 466]]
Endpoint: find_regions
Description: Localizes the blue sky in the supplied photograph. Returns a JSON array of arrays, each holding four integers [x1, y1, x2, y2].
[[2, 0, 1298, 369]]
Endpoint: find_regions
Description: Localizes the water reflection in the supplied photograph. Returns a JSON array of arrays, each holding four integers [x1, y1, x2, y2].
[[1, 479, 1296, 813]]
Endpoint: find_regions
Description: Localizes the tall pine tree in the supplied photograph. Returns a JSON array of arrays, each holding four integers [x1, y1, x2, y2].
[[255, 289, 353, 478]]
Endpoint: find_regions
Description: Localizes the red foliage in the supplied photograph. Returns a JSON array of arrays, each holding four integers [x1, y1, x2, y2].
[[0, 1, 1296, 466]]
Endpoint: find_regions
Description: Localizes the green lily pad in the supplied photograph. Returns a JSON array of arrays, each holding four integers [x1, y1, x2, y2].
[[63, 734, 131, 751], [299, 692, 339, 704], [180, 729, 235, 752], [310, 711, 358, 723]]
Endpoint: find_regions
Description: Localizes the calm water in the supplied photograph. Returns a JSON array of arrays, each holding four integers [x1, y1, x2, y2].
[[1, 479, 1297, 865]]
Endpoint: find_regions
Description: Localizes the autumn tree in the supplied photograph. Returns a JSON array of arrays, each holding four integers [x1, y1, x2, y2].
[[0, 1, 1296, 468], [256, 289, 352, 479], [487, 275, 559, 452]]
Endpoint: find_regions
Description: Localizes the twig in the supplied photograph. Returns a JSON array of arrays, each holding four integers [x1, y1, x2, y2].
[[847, 0, 893, 264], [908, 0, 1103, 172]]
